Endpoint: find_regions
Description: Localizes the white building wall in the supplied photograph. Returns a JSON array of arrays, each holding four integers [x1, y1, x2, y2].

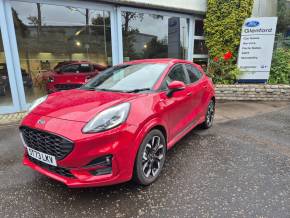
[[115, 0, 207, 13], [109, 0, 278, 16], [252, 0, 277, 17]]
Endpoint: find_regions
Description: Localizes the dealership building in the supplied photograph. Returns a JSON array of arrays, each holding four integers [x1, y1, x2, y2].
[[0, 0, 277, 114]]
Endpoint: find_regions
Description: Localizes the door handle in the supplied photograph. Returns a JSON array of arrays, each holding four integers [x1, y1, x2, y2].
[[186, 92, 192, 96]]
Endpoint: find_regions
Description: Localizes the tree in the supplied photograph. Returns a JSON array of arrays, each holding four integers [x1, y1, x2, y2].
[[122, 12, 144, 58], [143, 37, 168, 58], [277, 0, 290, 35], [27, 3, 42, 39]]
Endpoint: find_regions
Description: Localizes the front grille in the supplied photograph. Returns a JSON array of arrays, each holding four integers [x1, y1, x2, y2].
[[55, 84, 82, 90], [28, 156, 75, 178], [20, 126, 74, 160]]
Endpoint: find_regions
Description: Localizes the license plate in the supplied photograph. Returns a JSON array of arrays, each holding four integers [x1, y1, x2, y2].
[[27, 147, 57, 166]]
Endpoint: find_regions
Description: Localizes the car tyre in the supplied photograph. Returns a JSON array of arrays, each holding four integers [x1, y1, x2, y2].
[[133, 129, 166, 186], [200, 99, 215, 129]]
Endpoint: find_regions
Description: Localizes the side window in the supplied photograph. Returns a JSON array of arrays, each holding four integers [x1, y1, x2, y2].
[[186, 64, 203, 83], [165, 65, 188, 85], [159, 64, 189, 91]]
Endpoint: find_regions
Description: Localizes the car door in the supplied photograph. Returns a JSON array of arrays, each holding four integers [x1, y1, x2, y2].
[[159, 64, 192, 140], [184, 64, 207, 121]]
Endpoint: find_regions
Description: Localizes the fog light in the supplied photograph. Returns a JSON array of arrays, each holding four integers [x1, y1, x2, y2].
[[89, 167, 112, 176], [86, 155, 112, 167], [85, 155, 113, 176]]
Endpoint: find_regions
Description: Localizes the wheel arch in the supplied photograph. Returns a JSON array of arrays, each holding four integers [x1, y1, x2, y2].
[[149, 125, 167, 144], [127, 118, 168, 178]]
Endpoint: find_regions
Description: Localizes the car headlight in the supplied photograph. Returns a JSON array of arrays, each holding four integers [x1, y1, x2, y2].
[[28, 95, 48, 112], [83, 102, 130, 133]]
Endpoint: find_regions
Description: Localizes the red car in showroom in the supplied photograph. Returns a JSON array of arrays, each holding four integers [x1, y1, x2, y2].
[[45, 61, 106, 93], [20, 59, 215, 188]]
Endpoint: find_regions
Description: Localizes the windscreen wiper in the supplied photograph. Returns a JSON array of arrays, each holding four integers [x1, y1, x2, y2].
[[96, 88, 126, 93], [125, 88, 151, 93], [82, 87, 124, 92]]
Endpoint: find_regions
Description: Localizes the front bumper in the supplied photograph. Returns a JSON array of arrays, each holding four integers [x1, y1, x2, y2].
[[23, 154, 128, 188], [21, 113, 138, 188]]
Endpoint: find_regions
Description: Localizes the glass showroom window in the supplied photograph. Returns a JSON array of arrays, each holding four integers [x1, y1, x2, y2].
[[193, 19, 208, 70], [194, 40, 208, 55], [11, 1, 112, 102], [194, 20, 204, 37], [122, 10, 189, 61], [0, 29, 13, 107]]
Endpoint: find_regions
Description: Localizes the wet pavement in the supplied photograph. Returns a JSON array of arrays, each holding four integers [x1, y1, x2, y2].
[[1, 102, 290, 217]]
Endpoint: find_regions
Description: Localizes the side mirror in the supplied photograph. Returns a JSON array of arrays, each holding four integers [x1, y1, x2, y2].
[[167, 81, 186, 97]]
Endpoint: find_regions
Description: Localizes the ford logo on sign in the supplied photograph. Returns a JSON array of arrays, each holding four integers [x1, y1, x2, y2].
[[245, 20, 260, 27]]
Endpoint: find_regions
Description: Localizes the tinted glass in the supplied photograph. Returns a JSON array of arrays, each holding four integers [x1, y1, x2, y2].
[[164, 65, 188, 85], [194, 40, 208, 55], [0, 29, 13, 107], [186, 64, 202, 83], [83, 63, 167, 92], [122, 11, 189, 61], [59, 64, 79, 73], [59, 64, 91, 73], [195, 20, 204, 36], [11, 2, 112, 101]]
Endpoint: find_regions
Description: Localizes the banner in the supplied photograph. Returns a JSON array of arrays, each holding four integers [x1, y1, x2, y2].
[[238, 17, 277, 83]]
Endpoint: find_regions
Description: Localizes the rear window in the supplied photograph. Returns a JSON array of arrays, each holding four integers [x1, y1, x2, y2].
[[185, 64, 203, 83], [58, 64, 91, 73]]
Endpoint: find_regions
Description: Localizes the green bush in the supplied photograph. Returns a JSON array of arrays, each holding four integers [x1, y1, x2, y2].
[[207, 56, 241, 84], [204, 0, 253, 84], [268, 48, 290, 84]]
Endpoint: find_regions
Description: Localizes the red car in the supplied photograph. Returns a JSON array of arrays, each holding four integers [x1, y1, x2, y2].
[[20, 59, 215, 188], [46, 61, 106, 93]]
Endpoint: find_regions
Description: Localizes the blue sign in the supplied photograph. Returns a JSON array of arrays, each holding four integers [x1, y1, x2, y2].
[[245, 20, 260, 27]]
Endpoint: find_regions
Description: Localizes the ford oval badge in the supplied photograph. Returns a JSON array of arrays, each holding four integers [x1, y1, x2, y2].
[[245, 20, 260, 27]]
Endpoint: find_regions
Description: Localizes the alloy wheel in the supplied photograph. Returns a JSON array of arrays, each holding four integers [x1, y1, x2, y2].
[[142, 135, 165, 178], [206, 101, 215, 127]]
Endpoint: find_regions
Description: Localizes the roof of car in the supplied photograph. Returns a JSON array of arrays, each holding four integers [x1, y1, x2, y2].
[[62, 61, 92, 64], [124, 58, 194, 65]]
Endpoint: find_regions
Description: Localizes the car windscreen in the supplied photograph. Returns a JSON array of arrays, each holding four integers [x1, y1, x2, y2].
[[82, 63, 168, 92]]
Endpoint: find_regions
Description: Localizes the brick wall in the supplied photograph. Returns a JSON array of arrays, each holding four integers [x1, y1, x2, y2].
[[216, 84, 290, 101]]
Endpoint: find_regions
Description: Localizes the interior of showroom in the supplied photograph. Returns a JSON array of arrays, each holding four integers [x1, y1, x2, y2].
[[0, 0, 208, 114]]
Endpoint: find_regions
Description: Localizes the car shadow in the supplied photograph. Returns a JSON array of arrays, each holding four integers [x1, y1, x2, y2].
[[32, 125, 209, 194]]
